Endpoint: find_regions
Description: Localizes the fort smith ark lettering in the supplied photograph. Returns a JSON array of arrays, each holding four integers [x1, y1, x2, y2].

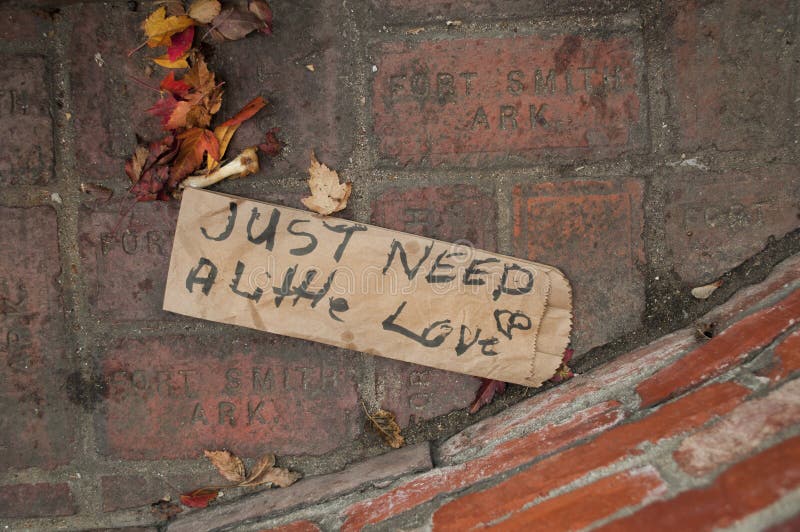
[[164, 189, 572, 386]]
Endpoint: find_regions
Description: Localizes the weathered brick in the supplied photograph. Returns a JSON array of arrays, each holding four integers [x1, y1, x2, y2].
[[598, 434, 800, 531], [98, 335, 361, 459], [261, 522, 321, 532], [68, 3, 153, 185], [168, 443, 432, 532], [513, 180, 645, 352], [0, 483, 76, 518], [369, 0, 635, 23], [0, 8, 49, 42], [760, 329, 800, 383], [0, 55, 53, 185], [432, 382, 747, 529], [440, 329, 697, 462], [0, 206, 75, 471], [674, 378, 800, 476], [666, 0, 795, 151], [664, 167, 800, 284], [372, 33, 644, 166], [79, 199, 180, 322], [767, 513, 800, 532], [101, 471, 220, 512], [210, 0, 352, 177], [485, 466, 666, 531], [341, 401, 623, 531], [370, 185, 492, 424], [637, 289, 800, 407]]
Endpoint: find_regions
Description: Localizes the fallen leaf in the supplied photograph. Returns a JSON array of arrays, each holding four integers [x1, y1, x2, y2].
[[142, 6, 195, 48], [179, 488, 219, 508], [188, 0, 221, 24], [170, 128, 219, 189], [204, 449, 246, 483], [406, 27, 424, 35], [151, 498, 182, 520], [240, 453, 275, 485], [248, 0, 273, 34], [208, 7, 262, 42], [258, 127, 284, 157], [213, 96, 267, 163], [305, 64, 315, 72], [469, 379, 507, 414], [363, 404, 404, 448], [153, 52, 189, 69], [548, 347, 575, 384], [160, 71, 191, 99], [125, 144, 149, 183], [691, 279, 723, 300], [695, 322, 716, 341], [301, 151, 351, 215], [167, 26, 194, 61], [244, 466, 301, 488]]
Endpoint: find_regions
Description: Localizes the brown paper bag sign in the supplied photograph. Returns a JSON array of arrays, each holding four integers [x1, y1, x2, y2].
[[164, 188, 572, 387]]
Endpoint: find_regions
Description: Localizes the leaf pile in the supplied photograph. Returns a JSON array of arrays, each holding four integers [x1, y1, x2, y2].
[[179, 449, 301, 509], [126, 0, 282, 203], [363, 403, 405, 449]]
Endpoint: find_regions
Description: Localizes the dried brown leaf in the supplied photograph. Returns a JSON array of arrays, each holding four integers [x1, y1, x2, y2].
[[125, 145, 149, 183], [204, 449, 246, 483], [301, 151, 351, 215], [188, 0, 221, 24], [363, 404, 404, 449], [240, 465, 300, 488], [239, 453, 275, 485]]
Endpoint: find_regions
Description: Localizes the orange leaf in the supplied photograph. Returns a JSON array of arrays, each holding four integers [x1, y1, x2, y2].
[[212, 96, 267, 164], [179, 488, 218, 508], [143, 6, 195, 48], [171, 128, 220, 185]]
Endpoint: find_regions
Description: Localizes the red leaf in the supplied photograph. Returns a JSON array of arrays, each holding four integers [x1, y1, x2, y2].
[[167, 26, 195, 60], [219, 96, 267, 128], [147, 94, 179, 127], [258, 127, 284, 157], [548, 348, 575, 384], [179, 488, 219, 508], [249, 0, 273, 34], [160, 71, 191, 99], [169, 127, 220, 187], [469, 379, 507, 414]]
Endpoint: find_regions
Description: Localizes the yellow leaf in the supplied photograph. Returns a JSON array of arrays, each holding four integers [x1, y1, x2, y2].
[[188, 0, 221, 24], [153, 52, 189, 69], [301, 151, 351, 215], [363, 404, 405, 449], [143, 6, 195, 48], [203, 450, 246, 483]]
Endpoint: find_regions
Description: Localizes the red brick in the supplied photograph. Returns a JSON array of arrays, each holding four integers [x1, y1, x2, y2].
[[98, 335, 360, 459], [664, 167, 800, 284], [101, 471, 220, 512], [598, 434, 800, 531], [766, 513, 800, 532], [372, 33, 644, 166], [342, 401, 624, 531], [674, 378, 800, 476], [0, 483, 76, 518], [432, 382, 748, 529], [0, 55, 53, 185], [372, 185, 497, 250], [261, 522, 321, 532], [0, 9, 49, 42], [374, 359, 480, 427], [667, 0, 794, 151], [485, 466, 666, 531], [79, 199, 180, 322], [370, 185, 493, 424], [208, 0, 352, 177], [760, 329, 800, 383], [513, 180, 645, 352], [637, 289, 800, 407], [441, 329, 696, 461], [68, 3, 156, 185], [0, 206, 75, 471]]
